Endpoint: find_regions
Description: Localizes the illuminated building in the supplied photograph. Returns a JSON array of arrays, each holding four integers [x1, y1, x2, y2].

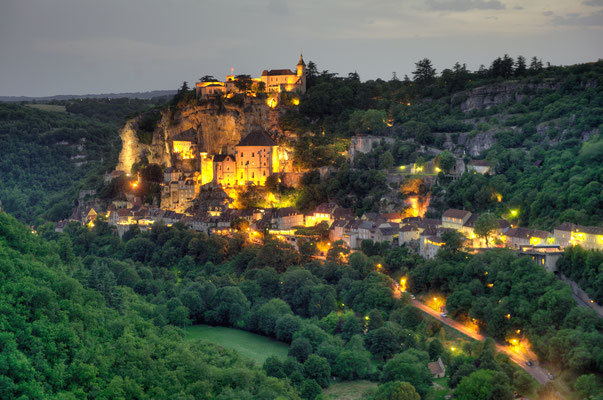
[[466, 160, 492, 175], [234, 129, 279, 186], [442, 209, 472, 230], [553, 222, 603, 251], [195, 54, 307, 99], [170, 129, 197, 160], [503, 227, 550, 250], [200, 130, 280, 187]]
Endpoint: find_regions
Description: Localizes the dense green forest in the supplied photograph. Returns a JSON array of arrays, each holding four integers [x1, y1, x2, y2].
[[10, 212, 594, 399], [0, 213, 299, 399], [0, 99, 157, 223]]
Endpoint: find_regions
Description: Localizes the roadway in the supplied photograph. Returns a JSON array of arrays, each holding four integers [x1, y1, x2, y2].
[[409, 299, 551, 385]]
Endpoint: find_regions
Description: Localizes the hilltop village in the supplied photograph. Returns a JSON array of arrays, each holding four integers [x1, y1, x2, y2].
[[56, 55, 603, 264]]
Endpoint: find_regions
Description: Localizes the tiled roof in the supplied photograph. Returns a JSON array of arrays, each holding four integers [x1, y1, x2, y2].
[[237, 130, 277, 147], [262, 69, 295, 76], [443, 209, 471, 220], [214, 154, 234, 162], [468, 160, 490, 167]]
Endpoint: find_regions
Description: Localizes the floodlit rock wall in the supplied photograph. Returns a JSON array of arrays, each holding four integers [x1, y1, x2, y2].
[[116, 97, 283, 174]]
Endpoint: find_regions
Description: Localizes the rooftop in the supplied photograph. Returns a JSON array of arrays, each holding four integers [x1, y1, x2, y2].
[[443, 209, 472, 220], [237, 129, 277, 147]]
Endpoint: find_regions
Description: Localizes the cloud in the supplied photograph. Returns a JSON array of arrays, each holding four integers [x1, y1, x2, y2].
[[550, 9, 603, 26], [583, 0, 603, 6], [267, 0, 291, 16], [425, 0, 505, 11], [542, 11, 554, 16]]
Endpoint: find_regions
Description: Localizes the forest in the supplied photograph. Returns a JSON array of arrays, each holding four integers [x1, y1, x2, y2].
[[1, 210, 593, 399], [284, 58, 603, 227], [0, 99, 159, 223]]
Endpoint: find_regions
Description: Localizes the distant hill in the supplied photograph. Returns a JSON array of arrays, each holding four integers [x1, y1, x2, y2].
[[0, 89, 176, 102]]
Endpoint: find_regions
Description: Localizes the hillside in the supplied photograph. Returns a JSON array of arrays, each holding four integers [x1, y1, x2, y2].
[[0, 212, 298, 399], [287, 59, 603, 229]]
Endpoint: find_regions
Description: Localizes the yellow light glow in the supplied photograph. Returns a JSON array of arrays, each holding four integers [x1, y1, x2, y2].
[[487, 283, 494, 288], [450, 347, 455, 351], [291, 98, 300, 106], [400, 278, 407, 292], [510, 210, 518, 216], [435, 167, 441, 172], [506, 314, 511, 319], [516, 329, 521, 334]]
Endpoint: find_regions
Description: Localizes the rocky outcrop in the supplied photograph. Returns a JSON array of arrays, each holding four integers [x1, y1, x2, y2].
[[456, 82, 561, 113], [116, 97, 284, 173]]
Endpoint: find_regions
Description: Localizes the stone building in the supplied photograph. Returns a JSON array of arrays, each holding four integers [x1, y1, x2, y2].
[[196, 54, 307, 99]]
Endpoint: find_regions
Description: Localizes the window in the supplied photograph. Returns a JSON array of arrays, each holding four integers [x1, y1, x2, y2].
[[252, 152, 255, 157], [263, 171, 266, 176], [252, 173, 255, 178], [240, 173, 243, 179]]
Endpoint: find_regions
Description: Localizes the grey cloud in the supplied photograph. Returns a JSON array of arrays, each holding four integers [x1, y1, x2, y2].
[[542, 11, 554, 16], [268, 0, 292, 16], [551, 9, 603, 26], [425, 0, 506, 11], [583, 0, 603, 6], [513, 5, 524, 9]]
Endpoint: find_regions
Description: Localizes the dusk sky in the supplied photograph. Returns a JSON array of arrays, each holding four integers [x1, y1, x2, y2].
[[1, 0, 601, 97]]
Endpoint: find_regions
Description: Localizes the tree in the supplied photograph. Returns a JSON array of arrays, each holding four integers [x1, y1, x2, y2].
[[529, 56, 543, 73], [379, 151, 395, 170], [413, 59, 436, 85], [263, 356, 286, 379], [365, 327, 400, 360], [275, 314, 301, 343], [367, 309, 385, 331], [441, 230, 466, 254], [474, 213, 499, 246], [513, 370, 535, 396], [515, 56, 527, 76], [428, 339, 443, 361], [299, 240, 319, 263], [326, 240, 350, 264], [303, 354, 331, 388], [341, 316, 364, 341], [374, 381, 420, 400], [434, 151, 456, 173], [300, 379, 322, 400], [289, 338, 313, 363], [234, 75, 253, 92], [454, 369, 513, 400], [213, 286, 250, 326], [574, 374, 601, 400], [201, 75, 217, 82], [333, 350, 370, 380], [380, 349, 432, 398]]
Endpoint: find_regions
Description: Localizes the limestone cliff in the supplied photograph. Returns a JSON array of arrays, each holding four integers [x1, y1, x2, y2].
[[455, 82, 562, 112], [117, 97, 284, 173]]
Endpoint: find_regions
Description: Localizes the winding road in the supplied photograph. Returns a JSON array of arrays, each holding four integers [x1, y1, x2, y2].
[[410, 299, 551, 385]]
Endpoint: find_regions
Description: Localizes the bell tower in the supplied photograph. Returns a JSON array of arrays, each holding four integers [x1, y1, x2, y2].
[[296, 53, 306, 93]]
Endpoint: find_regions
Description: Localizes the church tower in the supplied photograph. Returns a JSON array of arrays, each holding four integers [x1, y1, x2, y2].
[[296, 53, 306, 93]]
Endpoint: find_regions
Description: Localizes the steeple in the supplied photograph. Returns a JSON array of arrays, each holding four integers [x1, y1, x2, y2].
[[297, 53, 305, 67]]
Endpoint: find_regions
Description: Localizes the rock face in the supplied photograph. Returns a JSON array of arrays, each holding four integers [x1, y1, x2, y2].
[[117, 97, 283, 173], [456, 82, 561, 113]]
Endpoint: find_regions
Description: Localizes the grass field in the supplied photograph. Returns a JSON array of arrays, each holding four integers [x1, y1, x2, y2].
[[25, 104, 66, 112], [322, 381, 378, 400], [184, 325, 289, 364]]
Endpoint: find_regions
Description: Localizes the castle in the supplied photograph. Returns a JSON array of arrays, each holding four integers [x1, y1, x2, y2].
[[195, 54, 307, 99]]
